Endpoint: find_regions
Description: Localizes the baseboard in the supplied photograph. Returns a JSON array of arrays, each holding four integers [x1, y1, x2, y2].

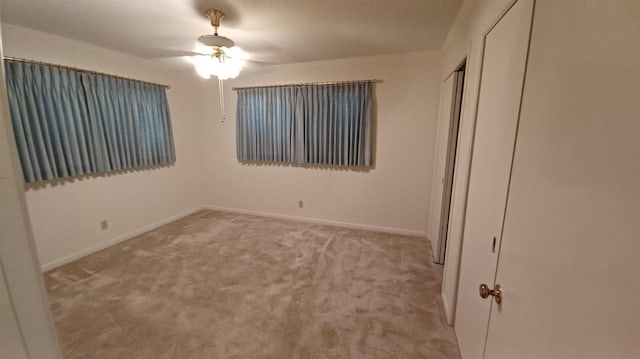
[[41, 205, 427, 271], [204, 205, 428, 238], [441, 291, 454, 326], [40, 206, 205, 272]]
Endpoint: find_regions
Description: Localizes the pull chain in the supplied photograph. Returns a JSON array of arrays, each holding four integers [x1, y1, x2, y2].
[[218, 78, 225, 123]]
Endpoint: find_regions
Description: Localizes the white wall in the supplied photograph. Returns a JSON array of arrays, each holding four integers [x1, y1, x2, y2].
[[1, 25, 206, 269], [198, 51, 442, 235], [438, 0, 514, 324], [2, 26, 445, 268]]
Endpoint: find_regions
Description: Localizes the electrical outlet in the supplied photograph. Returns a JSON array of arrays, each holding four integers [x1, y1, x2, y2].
[[100, 220, 108, 230], [298, 200, 304, 208]]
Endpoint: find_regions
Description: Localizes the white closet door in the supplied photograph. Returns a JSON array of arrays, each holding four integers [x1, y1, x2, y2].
[[485, 0, 640, 357], [453, 0, 534, 357]]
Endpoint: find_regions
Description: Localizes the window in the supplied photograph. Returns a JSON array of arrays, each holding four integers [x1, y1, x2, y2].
[[4, 60, 175, 183], [236, 82, 373, 167]]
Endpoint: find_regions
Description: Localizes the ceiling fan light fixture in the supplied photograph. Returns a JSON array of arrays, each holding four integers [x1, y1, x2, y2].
[[191, 8, 244, 81], [190, 47, 246, 80]]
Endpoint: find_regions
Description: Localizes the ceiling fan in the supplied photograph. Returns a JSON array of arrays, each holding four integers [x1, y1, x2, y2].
[[190, 8, 246, 80]]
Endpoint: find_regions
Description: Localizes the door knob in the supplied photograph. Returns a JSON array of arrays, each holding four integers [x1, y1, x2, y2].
[[479, 283, 502, 305]]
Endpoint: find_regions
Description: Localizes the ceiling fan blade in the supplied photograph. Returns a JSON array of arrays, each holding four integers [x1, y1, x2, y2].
[[245, 59, 273, 64], [151, 49, 209, 59]]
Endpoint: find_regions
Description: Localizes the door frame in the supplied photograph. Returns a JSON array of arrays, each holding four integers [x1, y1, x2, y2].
[[0, 19, 63, 358], [436, 61, 466, 264], [429, 62, 467, 265]]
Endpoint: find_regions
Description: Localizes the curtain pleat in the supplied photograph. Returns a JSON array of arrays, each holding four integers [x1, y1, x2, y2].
[[4, 61, 175, 183], [236, 82, 372, 166]]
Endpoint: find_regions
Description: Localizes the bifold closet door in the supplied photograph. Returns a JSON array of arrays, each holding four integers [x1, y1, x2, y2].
[[453, 0, 534, 357], [484, 0, 640, 357]]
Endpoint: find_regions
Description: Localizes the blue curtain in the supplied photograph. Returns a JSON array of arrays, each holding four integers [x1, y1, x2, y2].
[[4, 61, 175, 182], [236, 82, 372, 166], [82, 75, 175, 171], [299, 83, 372, 166], [236, 86, 296, 162]]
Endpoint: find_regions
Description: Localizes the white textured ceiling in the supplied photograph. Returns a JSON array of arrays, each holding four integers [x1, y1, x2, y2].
[[1, 0, 461, 67]]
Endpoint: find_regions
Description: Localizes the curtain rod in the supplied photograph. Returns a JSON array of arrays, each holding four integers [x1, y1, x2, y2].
[[2, 56, 170, 89], [232, 79, 382, 91]]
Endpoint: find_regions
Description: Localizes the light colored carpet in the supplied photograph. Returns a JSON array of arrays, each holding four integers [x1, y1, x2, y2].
[[44, 210, 460, 358]]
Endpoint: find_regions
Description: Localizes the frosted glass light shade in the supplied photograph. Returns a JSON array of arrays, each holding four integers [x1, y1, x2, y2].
[[190, 47, 245, 80]]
